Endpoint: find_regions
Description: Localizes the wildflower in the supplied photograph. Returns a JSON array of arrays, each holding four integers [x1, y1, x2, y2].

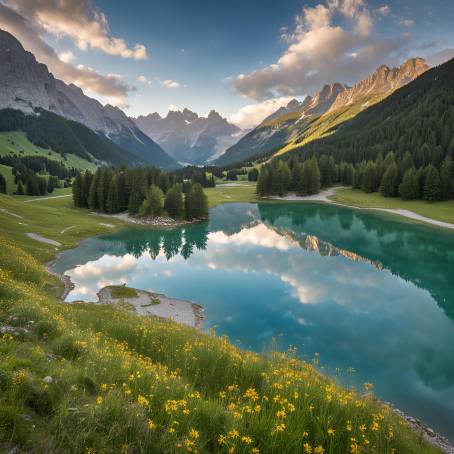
[[241, 436, 252, 445], [287, 403, 295, 412], [101, 383, 107, 391], [251, 448, 260, 454], [303, 443, 312, 453], [350, 443, 360, 454], [314, 446, 324, 454], [96, 396, 103, 405], [271, 423, 286, 435], [371, 421, 379, 431], [228, 430, 239, 439], [346, 421, 352, 431], [243, 388, 259, 401], [327, 428, 335, 436], [147, 420, 156, 430], [189, 428, 199, 439], [137, 395, 149, 406], [218, 435, 227, 446], [276, 409, 286, 418], [303, 431, 309, 438], [359, 424, 366, 432]]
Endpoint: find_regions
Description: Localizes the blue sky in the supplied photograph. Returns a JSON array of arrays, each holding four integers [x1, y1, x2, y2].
[[1, 0, 453, 128]]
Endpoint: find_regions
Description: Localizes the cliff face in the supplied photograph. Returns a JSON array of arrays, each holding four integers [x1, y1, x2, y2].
[[329, 57, 429, 112]]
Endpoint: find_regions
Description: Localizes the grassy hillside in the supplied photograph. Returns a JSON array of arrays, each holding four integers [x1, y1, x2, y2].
[[0, 132, 97, 172], [0, 193, 440, 453]]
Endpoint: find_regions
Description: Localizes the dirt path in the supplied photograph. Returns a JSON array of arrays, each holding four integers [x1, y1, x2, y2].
[[26, 232, 61, 246], [24, 194, 71, 203], [269, 188, 454, 230]]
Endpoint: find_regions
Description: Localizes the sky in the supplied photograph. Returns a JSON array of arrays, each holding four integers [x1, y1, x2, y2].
[[0, 0, 454, 129]]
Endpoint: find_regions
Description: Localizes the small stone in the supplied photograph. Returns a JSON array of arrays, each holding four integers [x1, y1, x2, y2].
[[43, 376, 53, 384], [21, 414, 32, 422]]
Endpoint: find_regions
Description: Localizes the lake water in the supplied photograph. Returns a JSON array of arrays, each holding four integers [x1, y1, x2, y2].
[[54, 202, 454, 441]]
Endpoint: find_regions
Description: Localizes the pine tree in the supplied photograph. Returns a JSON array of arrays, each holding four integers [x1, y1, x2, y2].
[[305, 157, 321, 194], [379, 162, 399, 197], [399, 151, 414, 177], [164, 184, 184, 218], [0, 173, 6, 194], [16, 181, 24, 195], [97, 167, 112, 212], [106, 176, 119, 214], [399, 168, 419, 200], [440, 156, 453, 200], [128, 172, 146, 215], [275, 161, 291, 196], [362, 161, 377, 193], [88, 169, 100, 210], [423, 165, 441, 201], [116, 172, 128, 211], [72, 173, 83, 207], [185, 183, 208, 220], [81, 171, 93, 208], [256, 167, 270, 196], [292, 163, 305, 195], [139, 185, 164, 217]]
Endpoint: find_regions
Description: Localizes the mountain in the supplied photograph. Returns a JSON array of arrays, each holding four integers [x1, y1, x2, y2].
[[216, 58, 429, 167], [134, 108, 242, 165], [288, 57, 454, 165], [0, 29, 178, 169], [328, 57, 429, 112], [215, 82, 347, 166]]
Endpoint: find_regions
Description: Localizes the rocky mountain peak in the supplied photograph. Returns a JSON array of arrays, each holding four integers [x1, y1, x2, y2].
[[286, 99, 301, 110], [329, 57, 429, 112], [182, 108, 198, 122]]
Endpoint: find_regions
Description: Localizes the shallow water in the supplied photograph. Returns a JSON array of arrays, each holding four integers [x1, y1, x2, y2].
[[54, 202, 454, 440]]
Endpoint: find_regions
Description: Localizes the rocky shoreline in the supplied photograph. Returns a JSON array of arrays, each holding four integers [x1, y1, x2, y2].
[[92, 211, 206, 227]]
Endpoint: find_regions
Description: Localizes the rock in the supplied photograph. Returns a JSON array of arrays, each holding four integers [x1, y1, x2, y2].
[[43, 376, 53, 384], [21, 414, 32, 422]]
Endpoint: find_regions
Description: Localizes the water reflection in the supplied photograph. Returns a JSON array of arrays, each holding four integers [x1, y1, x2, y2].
[[53, 202, 454, 440]]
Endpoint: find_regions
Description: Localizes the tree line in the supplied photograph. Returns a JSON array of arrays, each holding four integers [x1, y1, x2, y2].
[[256, 151, 454, 202], [72, 166, 209, 221]]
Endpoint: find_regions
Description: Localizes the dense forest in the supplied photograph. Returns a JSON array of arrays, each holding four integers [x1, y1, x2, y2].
[[257, 151, 454, 202], [257, 58, 454, 201], [0, 108, 142, 166], [73, 166, 209, 221]]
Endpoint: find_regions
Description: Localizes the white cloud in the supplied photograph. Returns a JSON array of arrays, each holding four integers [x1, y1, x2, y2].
[[162, 79, 184, 89], [137, 75, 152, 85], [376, 5, 390, 16], [58, 50, 75, 63], [400, 18, 414, 28], [229, 97, 294, 129], [232, 0, 405, 101], [4, 0, 148, 60], [0, 2, 132, 102]]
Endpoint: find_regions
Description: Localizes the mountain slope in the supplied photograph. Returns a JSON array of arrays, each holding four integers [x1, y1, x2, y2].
[[288, 57, 454, 164], [216, 58, 429, 166], [0, 29, 177, 169], [215, 83, 347, 166], [0, 108, 142, 166], [134, 109, 242, 165]]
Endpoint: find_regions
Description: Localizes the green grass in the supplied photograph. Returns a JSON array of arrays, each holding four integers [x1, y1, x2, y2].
[[0, 131, 97, 172], [0, 192, 442, 453], [110, 285, 139, 299], [0, 164, 16, 194], [206, 182, 257, 208], [330, 188, 454, 225]]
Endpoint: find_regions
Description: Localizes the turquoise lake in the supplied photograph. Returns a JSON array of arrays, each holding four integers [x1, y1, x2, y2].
[[53, 202, 454, 441]]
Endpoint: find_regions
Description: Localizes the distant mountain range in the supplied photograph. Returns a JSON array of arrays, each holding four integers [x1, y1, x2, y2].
[[0, 29, 178, 169], [134, 109, 243, 165], [215, 57, 429, 166]]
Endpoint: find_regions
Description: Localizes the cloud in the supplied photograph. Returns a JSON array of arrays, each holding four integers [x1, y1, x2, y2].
[[137, 75, 152, 85], [232, 0, 405, 101], [162, 79, 184, 89], [376, 5, 390, 16], [58, 50, 75, 63], [426, 48, 454, 67], [0, 2, 131, 104], [4, 0, 148, 59], [400, 18, 414, 28], [229, 97, 293, 129]]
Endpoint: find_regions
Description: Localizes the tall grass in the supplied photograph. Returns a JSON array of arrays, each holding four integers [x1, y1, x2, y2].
[[0, 233, 438, 453]]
